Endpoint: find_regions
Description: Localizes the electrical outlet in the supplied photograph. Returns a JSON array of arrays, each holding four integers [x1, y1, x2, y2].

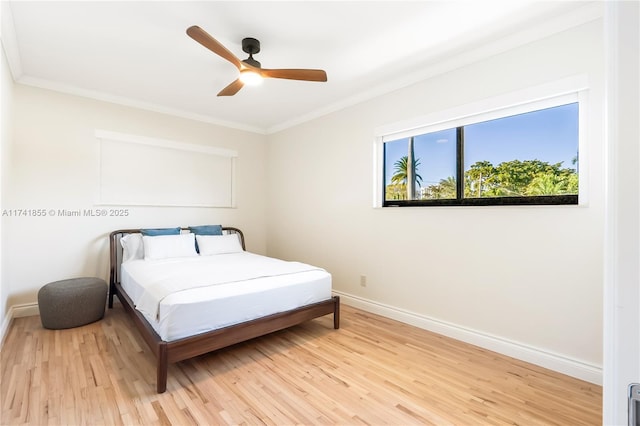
[[360, 275, 367, 287]]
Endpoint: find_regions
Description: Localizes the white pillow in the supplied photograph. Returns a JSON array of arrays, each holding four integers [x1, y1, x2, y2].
[[143, 233, 199, 260], [196, 234, 243, 255], [120, 233, 144, 263]]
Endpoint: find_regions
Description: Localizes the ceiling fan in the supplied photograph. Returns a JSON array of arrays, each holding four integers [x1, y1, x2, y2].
[[186, 26, 328, 96]]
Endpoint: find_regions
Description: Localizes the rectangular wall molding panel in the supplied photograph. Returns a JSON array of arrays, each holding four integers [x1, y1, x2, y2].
[[95, 130, 237, 207]]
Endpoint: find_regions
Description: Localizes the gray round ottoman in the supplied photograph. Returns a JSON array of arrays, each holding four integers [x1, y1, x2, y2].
[[38, 277, 107, 329]]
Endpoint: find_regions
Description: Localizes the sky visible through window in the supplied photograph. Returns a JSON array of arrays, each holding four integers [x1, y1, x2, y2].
[[384, 103, 579, 187]]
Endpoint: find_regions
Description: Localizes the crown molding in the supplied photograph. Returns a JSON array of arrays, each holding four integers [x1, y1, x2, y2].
[[17, 75, 266, 135], [1, 1, 22, 80], [267, 2, 603, 134]]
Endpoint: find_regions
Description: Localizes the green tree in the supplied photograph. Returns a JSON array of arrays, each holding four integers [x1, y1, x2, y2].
[[565, 173, 579, 193], [526, 174, 567, 195], [465, 161, 496, 197], [464, 159, 578, 198], [385, 183, 407, 200], [391, 156, 423, 197], [526, 170, 578, 195], [387, 153, 577, 202], [425, 176, 457, 199], [494, 160, 562, 195]]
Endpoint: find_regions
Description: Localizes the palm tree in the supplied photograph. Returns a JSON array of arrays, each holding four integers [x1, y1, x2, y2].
[[438, 176, 457, 199], [526, 173, 567, 195], [391, 156, 423, 198]]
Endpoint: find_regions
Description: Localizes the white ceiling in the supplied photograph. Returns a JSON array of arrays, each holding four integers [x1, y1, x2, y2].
[[2, 1, 599, 134]]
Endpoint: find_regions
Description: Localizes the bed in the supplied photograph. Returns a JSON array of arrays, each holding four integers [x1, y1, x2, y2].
[[108, 226, 340, 393]]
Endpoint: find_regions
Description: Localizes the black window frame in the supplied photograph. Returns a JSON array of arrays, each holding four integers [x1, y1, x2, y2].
[[381, 104, 580, 208]]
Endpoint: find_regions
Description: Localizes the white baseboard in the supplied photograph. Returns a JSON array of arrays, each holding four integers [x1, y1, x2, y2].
[[0, 303, 39, 349], [334, 291, 602, 385]]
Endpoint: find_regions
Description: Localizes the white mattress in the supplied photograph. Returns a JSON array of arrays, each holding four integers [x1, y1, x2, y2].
[[121, 252, 332, 341]]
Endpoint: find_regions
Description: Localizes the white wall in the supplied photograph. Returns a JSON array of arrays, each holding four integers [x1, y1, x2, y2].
[[267, 20, 605, 381], [3, 85, 268, 311], [1, 41, 15, 340]]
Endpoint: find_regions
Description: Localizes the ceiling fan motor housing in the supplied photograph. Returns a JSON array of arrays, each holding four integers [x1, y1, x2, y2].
[[242, 37, 260, 55], [241, 37, 261, 68]]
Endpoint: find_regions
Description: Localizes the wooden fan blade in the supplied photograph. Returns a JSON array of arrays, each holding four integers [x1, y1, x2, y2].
[[259, 68, 328, 82], [217, 79, 244, 96], [187, 26, 242, 70]]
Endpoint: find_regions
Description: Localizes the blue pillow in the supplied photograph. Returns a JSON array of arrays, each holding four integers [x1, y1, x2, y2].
[[189, 225, 223, 253], [188, 225, 223, 236], [140, 227, 181, 236]]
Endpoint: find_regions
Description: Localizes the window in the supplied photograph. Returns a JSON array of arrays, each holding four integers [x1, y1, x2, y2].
[[376, 82, 586, 207]]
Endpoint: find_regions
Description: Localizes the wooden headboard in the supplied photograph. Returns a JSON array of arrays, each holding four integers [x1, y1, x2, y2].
[[108, 226, 245, 308]]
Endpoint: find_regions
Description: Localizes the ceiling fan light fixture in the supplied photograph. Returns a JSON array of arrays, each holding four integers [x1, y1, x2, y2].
[[239, 69, 263, 86]]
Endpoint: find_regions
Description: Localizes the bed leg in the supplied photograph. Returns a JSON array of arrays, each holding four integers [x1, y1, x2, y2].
[[333, 296, 340, 329], [157, 344, 168, 393]]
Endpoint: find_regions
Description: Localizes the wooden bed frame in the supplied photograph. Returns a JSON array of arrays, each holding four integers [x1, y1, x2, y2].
[[108, 227, 340, 393]]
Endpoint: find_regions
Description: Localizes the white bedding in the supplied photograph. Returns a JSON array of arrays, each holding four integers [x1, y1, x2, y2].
[[121, 252, 332, 341]]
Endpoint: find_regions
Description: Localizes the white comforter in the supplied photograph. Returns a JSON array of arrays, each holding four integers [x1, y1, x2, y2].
[[129, 252, 323, 320]]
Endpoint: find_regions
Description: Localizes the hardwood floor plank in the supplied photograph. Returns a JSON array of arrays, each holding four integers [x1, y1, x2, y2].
[[1, 303, 601, 425]]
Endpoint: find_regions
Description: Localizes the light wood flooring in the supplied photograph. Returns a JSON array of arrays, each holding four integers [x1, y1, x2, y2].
[[1, 303, 601, 425]]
